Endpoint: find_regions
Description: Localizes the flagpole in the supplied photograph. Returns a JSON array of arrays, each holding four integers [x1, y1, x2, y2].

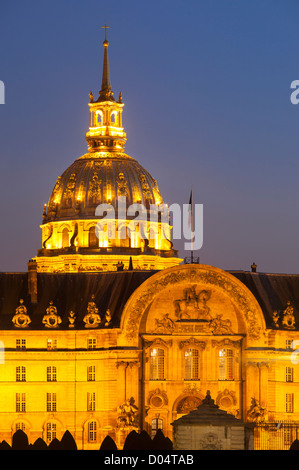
[[190, 188, 193, 264]]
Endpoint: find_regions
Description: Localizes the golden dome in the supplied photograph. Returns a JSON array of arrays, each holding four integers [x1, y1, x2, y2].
[[34, 30, 181, 273], [45, 152, 163, 224]]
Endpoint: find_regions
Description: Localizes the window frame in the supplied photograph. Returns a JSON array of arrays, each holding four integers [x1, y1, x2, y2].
[[150, 347, 165, 381]]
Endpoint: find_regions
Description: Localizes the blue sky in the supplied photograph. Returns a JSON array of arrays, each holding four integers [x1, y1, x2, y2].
[[0, 0, 299, 273]]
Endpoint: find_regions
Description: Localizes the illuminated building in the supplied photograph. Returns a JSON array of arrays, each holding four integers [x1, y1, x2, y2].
[[0, 27, 299, 450], [35, 23, 180, 274]]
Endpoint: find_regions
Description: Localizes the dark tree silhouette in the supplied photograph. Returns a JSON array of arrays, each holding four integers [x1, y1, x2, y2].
[[31, 437, 48, 450], [60, 430, 77, 450], [48, 438, 63, 450], [12, 429, 29, 450], [123, 430, 139, 450], [0, 440, 11, 450], [100, 435, 118, 450], [137, 430, 153, 450], [290, 439, 299, 450], [164, 437, 173, 450], [152, 429, 167, 450], [0, 429, 173, 451]]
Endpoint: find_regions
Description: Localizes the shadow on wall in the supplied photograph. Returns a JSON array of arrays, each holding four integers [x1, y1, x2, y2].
[[0, 428, 173, 450]]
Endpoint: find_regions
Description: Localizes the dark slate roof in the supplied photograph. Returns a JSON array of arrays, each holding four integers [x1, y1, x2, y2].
[[229, 271, 299, 328], [0, 269, 299, 330], [0, 271, 157, 329]]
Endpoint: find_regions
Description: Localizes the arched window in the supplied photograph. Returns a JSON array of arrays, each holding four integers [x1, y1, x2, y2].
[[88, 420, 97, 442], [88, 226, 98, 248], [110, 111, 117, 126], [96, 111, 102, 126], [15, 421, 26, 433], [218, 348, 234, 380], [46, 421, 57, 443], [151, 418, 163, 439], [184, 348, 199, 380], [150, 348, 165, 380], [62, 228, 69, 248]]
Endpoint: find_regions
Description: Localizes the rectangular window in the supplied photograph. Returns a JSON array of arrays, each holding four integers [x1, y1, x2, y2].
[[184, 348, 199, 380], [87, 365, 96, 381], [87, 338, 97, 349], [286, 340, 293, 350], [218, 348, 234, 380], [16, 366, 26, 382], [47, 339, 57, 350], [88, 421, 97, 442], [47, 393, 57, 412], [47, 366, 57, 382], [87, 392, 96, 411], [286, 393, 294, 413], [16, 339, 26, 350], [16, 393, 26, 412], [150, 348, 165, 380], [286, 367, 294, 383]]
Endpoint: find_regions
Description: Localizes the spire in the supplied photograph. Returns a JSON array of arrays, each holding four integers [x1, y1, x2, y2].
[[98, 22, 114, 102]]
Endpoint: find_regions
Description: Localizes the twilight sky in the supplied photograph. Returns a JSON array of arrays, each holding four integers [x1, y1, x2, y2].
[[0, 0, 299, 273]]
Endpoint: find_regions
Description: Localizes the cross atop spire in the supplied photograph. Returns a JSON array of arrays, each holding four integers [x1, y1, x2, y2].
[[101, 21, 110, 42], [98, 21, 114, 102]]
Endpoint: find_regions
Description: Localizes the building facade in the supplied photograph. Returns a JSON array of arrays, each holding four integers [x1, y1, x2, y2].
[[0, 30, 299, 450]]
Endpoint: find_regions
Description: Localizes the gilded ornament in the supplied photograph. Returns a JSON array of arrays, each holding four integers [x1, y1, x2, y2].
[[42, 301, 62, 328], [12, 299, 31, 328], [83, 295, 101, 328], [68, 310, 76, 328]]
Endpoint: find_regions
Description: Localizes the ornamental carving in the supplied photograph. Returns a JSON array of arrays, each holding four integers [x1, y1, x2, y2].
[[88, 171, 101, 204], [211, 338, 240, 349], [42, 301, 62, 328], [247, 397, 266, 423], [148, 388, 168, 407], [64, 173, 77, 198], [174, 286, 211, 321], [183, 383, 201, 395], [209, 314, 233, 335], [123, 266, 264, 343], [12, 299, 31, 328], [68, 311, 76, 328], [179, 338, 206, 350], [177, 396, 201, 414], [116, 397, 139, 429], [154, 313, 175, 333], [117, 172, 128, 196], [83, 295, 101, 328], [216, 389, 237, 410], [272, 301, 296, 330], [199, 433, 222, 450], [151, 310, 234, 336], [104, 309, 112, 327], [143, 338, 172, 350]]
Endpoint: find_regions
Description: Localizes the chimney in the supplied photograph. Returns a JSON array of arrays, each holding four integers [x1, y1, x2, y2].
[[27, 259, 38, 303]]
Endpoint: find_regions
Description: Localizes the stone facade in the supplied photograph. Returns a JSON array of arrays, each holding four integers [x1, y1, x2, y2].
[[0, 263, 298, 449]]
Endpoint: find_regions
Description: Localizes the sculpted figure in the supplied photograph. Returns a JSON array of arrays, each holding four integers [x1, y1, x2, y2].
[[12, 299, 31, 328]]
